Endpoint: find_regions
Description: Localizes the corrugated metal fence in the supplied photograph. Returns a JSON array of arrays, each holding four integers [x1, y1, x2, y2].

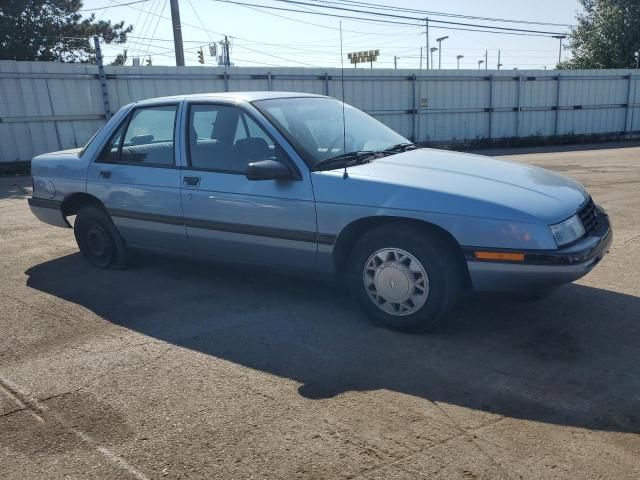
[[1, 60, 639, 163]]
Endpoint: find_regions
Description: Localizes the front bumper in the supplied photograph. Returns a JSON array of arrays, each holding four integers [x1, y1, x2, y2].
[[465, 212, 612, 292], [28, 197, 70, 228]]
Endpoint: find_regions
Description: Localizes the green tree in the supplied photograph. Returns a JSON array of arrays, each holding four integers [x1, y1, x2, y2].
[[559, 0, 640, 69], [110, 50, 128, 66], [0, 0, 132, 63]]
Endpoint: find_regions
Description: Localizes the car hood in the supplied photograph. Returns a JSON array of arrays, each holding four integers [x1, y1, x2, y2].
[[313, 148, 589, 224]]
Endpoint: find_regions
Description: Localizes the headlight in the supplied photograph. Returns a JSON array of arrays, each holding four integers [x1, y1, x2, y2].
[[550, 214, 585, 246]]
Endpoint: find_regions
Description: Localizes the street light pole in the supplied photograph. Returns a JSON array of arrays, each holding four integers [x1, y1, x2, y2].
[[635, 51, 639, 69], [478, 60, 484, 70], [436, 36, 448, 69], [425, 17, 430, 70], [430, 47, 437, 70], [456, 55, 464, 69], [394, 55, 398, 69], [552, 35, 566, 64]]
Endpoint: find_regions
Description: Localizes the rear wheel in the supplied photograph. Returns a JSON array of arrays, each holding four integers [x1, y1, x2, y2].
[[74, 206, 127, 269], [348, 224, 464, 333]]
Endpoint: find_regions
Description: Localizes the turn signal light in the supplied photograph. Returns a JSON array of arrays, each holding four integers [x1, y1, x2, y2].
[[474, 251, 525, 261]]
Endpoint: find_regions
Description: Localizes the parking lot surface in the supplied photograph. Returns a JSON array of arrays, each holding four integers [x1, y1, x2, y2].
[[1, 143, 639, 479]]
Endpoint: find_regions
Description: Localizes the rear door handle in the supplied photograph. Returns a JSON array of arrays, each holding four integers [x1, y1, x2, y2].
[[99, 169, 111, 179], [183, 176, 201, 187]]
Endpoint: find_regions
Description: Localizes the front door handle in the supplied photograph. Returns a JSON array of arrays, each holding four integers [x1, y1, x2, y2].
[[183, 176, 201, 187], [99, 169, 111, 179]]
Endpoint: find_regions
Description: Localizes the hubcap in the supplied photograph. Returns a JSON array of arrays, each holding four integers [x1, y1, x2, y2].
[[87, 223, 109, 255], [363, 248, 429, 316], [85, 222, 113, 267]]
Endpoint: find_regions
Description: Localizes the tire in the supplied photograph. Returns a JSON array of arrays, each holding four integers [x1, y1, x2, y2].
[[74, 206, 128, 269], [348, 223, 464, 333]]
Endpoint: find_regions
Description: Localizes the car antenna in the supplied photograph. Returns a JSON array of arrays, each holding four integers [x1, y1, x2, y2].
[[339, 21, 348, 179]]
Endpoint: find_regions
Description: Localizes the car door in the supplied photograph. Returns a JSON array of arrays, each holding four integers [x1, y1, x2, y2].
[[180, 101, 317, 268], [86, 102, 187, 251]]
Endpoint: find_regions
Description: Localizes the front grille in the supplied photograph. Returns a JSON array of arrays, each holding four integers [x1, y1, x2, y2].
[[577, 198, 598, 236]]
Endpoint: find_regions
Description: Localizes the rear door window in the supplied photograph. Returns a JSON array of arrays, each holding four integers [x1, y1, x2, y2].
[[120, 106, 178, 166], [98, 105, 178, 166]]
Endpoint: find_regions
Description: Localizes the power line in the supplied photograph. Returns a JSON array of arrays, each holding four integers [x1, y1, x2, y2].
[[127, 0, 160, 55], [186, 0, 215, 42], [209, 0, 435, 27], [143, 0, 168, 60], [228, 0, 423, 37], [80, 0, 150, 11], [89, 0, 571, 68], [233, 43, 321, 66], [210, 0, 566, 37], [266, 0, 569, 35], [311, 0, 575, 27], [95, 0, 116, 21]]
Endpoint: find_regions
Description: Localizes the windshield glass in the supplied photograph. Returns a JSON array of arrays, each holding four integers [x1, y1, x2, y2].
[[253, 97, 409, 168]]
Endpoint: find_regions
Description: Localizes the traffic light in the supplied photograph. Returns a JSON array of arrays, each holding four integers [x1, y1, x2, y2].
[[197, 48, 205, 64]]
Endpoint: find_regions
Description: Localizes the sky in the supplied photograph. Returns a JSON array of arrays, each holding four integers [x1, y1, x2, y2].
[[80, 0, 582, 70]]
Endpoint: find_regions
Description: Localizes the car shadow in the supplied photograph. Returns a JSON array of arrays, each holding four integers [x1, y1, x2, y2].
[[25, 252, 640, 434]]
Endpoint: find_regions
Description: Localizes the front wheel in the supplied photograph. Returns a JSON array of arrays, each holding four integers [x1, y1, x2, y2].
[[74, 206, 128, 269], [348, 224, 464, 333]]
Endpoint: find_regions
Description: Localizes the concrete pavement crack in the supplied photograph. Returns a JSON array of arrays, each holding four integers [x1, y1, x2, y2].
[[348, 415, 510, 480]]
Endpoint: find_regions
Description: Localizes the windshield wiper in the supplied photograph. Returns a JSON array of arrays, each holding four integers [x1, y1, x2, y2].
[[314, 151, 377, 171], [314, 144, 420, 171], [382, 142, 421, 154]]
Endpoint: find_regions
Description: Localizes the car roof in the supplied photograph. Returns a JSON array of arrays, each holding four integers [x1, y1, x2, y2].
[[133, 91, 328, 106]]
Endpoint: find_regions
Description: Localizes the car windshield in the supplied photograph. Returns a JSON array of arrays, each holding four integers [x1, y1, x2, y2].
[[253, 97, 409, 169]]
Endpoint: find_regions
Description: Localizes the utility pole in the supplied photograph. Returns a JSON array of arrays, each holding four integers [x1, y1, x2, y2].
[[419, 47, 423, 70], [456, 54, 463, 69], [430, 47, 437, 70], [425, 17, 429, 70], [223, 35, 231, 67], [169, 0, 185, 66], [485, 50, 488, 70], [636, 51, 640, 69], [436, 36, 448, 69], [217, 36, 231, 67], [497, 50, 502, 70], [552, 35, 566, 64]]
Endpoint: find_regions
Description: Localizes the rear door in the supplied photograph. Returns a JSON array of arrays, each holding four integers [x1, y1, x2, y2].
[[87, 103, 187, 251], [180, 102, 317, 268]]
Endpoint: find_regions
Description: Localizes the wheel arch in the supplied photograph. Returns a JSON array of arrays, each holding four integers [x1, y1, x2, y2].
[[332, 216, 471, 287], [61, 192, 107, 218]]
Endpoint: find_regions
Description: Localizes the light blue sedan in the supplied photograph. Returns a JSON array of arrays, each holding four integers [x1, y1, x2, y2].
[[28, 92, 612, 332]]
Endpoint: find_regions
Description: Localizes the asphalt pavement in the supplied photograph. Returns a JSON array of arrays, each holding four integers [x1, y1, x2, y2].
[[1, 142, 639, 479]]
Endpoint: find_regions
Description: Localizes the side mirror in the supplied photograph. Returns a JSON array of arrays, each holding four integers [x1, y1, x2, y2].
[[246, 159, 292, 181]]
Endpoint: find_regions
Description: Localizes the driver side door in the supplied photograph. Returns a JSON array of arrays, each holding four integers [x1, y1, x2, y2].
[[180, 102, 317, 269]]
